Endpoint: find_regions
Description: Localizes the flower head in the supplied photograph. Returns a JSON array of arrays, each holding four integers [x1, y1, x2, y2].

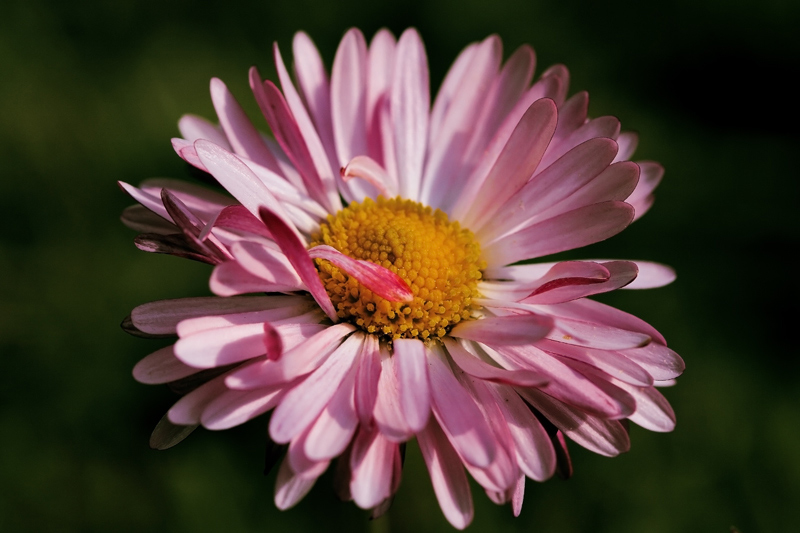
[[121, 28, 682, 529]]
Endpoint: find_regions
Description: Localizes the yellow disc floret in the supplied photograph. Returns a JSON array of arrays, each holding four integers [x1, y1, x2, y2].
[[310, 196, 486, 342]]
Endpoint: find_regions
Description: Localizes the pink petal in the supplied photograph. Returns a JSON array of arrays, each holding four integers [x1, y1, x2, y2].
[[552, 91, 589, 144], [224, 323, 354, 390], [354, 334, 382, 426], [273, 43, 341, 211], [194, 140, 296, 234], [613, 131, 639, 162], [449, 314, 553, 346], [304, 362, 358, 461], [524, 260, 638, 304], [417, 419, 474, 530], [392, 28, 430, 199], [274, 458, 319, 510], [349, 428, 396, 509], [622, 261, 676, 289], [511, 475, 525, 517], [287, 429, 331, 479], [544, 298, 667, 344], [489, 384, 556, 481], [524, 260, 611, 297], [269, 333, 363, 443], [483, 201, 634, 267], [331, 29, 369, 165], [538, 338, 653, 387], [366, 29, 396, 158], [168, 375, 228, 425], [210, 259, 300, 296], [133, 345, 197, 384], [520, 388, 630, 457], [341, 155, 397, 197], [258, 207, 338, 321], [373, 347, 414, 442], [456, 98, 559, 229], [613, 380, 676, 432], [230, 240, 303, 288], [308, 245, 413, 302], [477, 137, 619, 242], [500, 345, 636, 419], [548, 315, 651, 350], [212, 205, 273, 239], [539, 115, 620, 170], [428, 345, 496, 468], [201, 386, 285, 430], [130, 295, 292, 336], [178, 114, 232, 149], [628, 161, 664, 221], [421, 35, 501, 207], [444, 338, 548, 387], [209, 77, 281, 171], [174, 322, 269, 369], [393, 338, 431, 432], [622, 342, 685, 381]]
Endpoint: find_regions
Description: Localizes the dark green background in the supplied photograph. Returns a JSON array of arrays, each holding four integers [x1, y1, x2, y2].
[[2, 0, 798, 531]]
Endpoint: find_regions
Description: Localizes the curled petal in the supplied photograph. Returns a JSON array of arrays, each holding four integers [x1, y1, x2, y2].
[[308, 245, 413, 302]]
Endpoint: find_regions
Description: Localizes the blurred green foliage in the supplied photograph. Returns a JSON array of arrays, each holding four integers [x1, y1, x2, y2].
[[1, 0, 798, 531]]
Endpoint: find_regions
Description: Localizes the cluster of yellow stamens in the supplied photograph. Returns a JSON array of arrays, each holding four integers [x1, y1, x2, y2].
[[310, 196, 486, 342]]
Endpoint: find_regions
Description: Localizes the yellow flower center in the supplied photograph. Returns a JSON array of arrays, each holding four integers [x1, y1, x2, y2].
[[311, 196, 486, 342]]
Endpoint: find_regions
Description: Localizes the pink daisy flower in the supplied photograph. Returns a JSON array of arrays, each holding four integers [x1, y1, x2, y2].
[[121, 28, 683, 529]]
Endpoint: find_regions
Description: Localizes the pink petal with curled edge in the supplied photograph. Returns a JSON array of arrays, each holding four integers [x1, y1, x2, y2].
[[354, 334, 381, 426], [483, 201, 634, 268], [161, 189, 229, 261], [274, 458, 319, 510], [131, 295, 295, 336], [444, 338, 548, 387], [304, 362, 358, 461], [392, 28, 430, 199], [525, 261, 638, 305], [331, 29, 369, 165], [213, 205, 273, 239], [519, 387, 631, 457], [194, 140, 297, 236], [477, 137, 619, 242], [133, 345, 197, 384], [201, 385, 285, 430], [259, 207, 337, 321], [489, 383, 556, 481], [308, 245, 413, 302], [269, 333, 363, 444], [263, 322, 283, 361], [417, 418, 474, 530], [225, 323, 354, 390], [449, 314, 553, 346], [373, 347, 414, 442], [210, 78, 280, 171], [350, 428, 396, 509], [341, 155, 396, 197], [393, 338, 431, 432], [178, 114, 232, 149], [456, 98, 559, 229], [525, 260, 610, 296], [428, 345, 496, 468]]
